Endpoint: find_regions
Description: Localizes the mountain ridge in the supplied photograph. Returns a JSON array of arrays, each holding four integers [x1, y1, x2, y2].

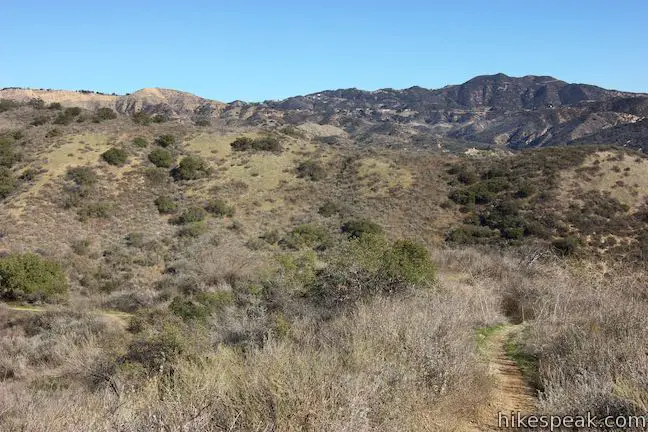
[[2, 73, 647, 151]]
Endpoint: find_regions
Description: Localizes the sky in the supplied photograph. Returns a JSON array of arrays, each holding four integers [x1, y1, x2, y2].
[[1, 1, 647, 102]]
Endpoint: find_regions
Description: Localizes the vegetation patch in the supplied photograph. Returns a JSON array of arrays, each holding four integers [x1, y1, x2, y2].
[[205, 198, 235, 217], [172, 207, 207, 225], [101, 148, 128, 166], [0, 167, 17, 199], [0, 253, 67, 302], [148, 148, 173, 168], [505, 332, 541, 390], [231, 136, 282, 153], [77, 202, 112, 220], [0, 136, 22, 168], [66, 166, 98, 186], [132, 137, 148, 148], [0, 99, 20, 112], [169, 292, 233, 322], [154, 195, 177, 214], [172, 156, 210, 181], [281, 224, 332, 250], [318, 200, 340, 217], [176, 221, 208, 238], [341, 219, 383, 239], [155, 134, 176, 148], [53, 107, 82, 125], [94, 107, 117, 121], [132, 111, 152, 125], [296, 159, 326, 181]]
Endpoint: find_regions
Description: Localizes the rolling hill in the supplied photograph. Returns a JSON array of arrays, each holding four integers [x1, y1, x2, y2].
[[3, 73, 648, 151]]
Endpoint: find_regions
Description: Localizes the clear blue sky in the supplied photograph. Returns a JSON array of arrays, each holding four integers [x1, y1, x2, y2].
[[2, 1, 647, 102]]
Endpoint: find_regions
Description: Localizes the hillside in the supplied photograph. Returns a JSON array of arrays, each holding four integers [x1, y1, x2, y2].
[[0, 82, 647, 431], [0, 87, 225, 118], [3, 73, 648, 152]]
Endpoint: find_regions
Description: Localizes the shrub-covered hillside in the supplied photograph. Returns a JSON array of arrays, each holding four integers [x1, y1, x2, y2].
[[0, 97, 647, 431]]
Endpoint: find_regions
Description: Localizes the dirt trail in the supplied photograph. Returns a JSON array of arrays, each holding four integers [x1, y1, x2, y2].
[[2, 304, 132, 327], [472, 324, 537, 431]]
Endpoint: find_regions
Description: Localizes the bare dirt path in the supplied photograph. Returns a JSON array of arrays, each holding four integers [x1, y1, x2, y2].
[[2, 304, 132, 327], [470, 324, 538, 431]]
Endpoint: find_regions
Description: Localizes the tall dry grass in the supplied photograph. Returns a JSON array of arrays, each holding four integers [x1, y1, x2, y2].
[[504, 261, 648, 417], [0, 247, 505, 432], [4, 245, 645, 430]]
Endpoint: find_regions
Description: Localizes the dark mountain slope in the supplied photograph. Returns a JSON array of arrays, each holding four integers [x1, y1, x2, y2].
[[2, 74, 646, 151]]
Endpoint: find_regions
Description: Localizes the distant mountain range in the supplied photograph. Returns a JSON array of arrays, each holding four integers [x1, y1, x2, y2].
[[2, 73, 647, 151]]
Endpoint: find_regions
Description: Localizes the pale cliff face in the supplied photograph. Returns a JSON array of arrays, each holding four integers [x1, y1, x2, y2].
[[0, 87, 225, 117]]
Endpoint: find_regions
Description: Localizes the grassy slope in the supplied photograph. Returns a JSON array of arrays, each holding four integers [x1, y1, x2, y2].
[[0, 103, 647, 430]]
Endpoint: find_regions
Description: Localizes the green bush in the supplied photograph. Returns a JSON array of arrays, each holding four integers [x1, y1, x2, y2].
[[231, 136, 282, 153], [148, 148, 173, 168], [28, 98, 45, 109], [0, 253, 67, 302], [296, 159, 326, 181], [177, 222, 208, 238], [132, 111, 152, 125], [47, 102, 62, 110], [31, 115, 49, 126], [0, 167, 17, 199], [169, 292, 232, 322], [446, 225, 498, 244], [132, 137, 148, 148], [341, 219, 383, 239], [152, 114, 169, 123], [172, 156, 210, 181], [169, 296, 209, 321], [205, 198, 235, 217], [95, 107, 117, 120], [252, 136, 282, 152], [194, 118, 210, 127], [307, 236, 434, 309], [155, 134, 176, 148], [65, 107, 82, 117], [143, 167, 169, 185], [230, 137, 254, 151], [154, 196, 177, 214], [53, 113, 73, 125], [52, 107, 82, 125], [282, 224, 331, 250], [0, 99, 20, 112], [0, 137, 21, 168], [124, 323, 188, 374], [281, 125, 306, 138], [66, 166, 97, 186], [380, 240, 436, 284], [101, 148, 128, 166], [77, 202, 112, 220], [173, 207, 207, 225]]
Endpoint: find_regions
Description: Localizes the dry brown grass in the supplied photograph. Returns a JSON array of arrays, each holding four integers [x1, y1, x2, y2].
[[502, 260, 648, 417], [0, 290, 494, 431], [562, 150, 648, 212], [2, 106, 648, 430], [0, 245, 509, 432]]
